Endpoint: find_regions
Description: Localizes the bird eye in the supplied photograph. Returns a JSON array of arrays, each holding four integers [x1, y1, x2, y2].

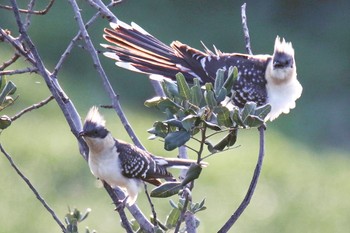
[[93, 130, 99, 136]]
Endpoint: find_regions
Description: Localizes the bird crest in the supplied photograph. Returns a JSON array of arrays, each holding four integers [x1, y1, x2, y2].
[[274, 36, 294, 57], [84, 106, 106, 129]]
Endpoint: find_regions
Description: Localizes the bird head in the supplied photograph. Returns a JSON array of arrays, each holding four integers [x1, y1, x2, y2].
[[80, 106, 109, 139], [266, 36, 296, 85]]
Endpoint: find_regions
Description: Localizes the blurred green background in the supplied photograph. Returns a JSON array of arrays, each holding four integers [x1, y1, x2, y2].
[[0, 0, 350, 232]]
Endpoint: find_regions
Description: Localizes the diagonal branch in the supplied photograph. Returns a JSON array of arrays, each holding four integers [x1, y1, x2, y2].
[[0, 143, 66, 233], [218, 126, 265, 232], [11, 95, 54, 121]]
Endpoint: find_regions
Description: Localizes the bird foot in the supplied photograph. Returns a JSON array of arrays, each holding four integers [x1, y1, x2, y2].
[[114, 195, 128, 211]]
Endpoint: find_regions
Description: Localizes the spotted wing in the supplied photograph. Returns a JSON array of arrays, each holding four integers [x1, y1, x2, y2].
[[116, 140, 173, 186]]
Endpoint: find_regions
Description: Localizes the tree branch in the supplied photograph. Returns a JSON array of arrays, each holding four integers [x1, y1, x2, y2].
[[0, 0, 55, 15], [241, 3, 252, 55], [10, 95, 54, 122], [217, 5, 266, 232], [218, 126, 265, 232], [0, 143, 66, 233]]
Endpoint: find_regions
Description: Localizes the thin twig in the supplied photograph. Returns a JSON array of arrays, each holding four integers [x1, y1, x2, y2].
[[0, 53, 20, 70], [23, 0, 36, 31], [85, 0, 120, 22], [218, 126, 265, 233], [53, 1, 118, 76], [11, 95, 54, 121], [241, 3, 252, 55], [0, 67, 38, 76], [143, 182, 158, 227], [0, 144, 66, 233], [174, 188, 191, 233], [0, 0, 55, 15]]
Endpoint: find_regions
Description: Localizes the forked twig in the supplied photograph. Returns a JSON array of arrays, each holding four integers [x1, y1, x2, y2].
[[0, 0, 55, 15]]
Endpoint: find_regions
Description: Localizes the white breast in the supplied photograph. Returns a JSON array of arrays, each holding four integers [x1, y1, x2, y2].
[[266, 78, 303, 121], [86, 135, 142, 205]]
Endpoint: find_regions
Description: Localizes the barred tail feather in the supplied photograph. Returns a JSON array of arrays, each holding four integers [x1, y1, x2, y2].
[[101, 21, 205, 82]]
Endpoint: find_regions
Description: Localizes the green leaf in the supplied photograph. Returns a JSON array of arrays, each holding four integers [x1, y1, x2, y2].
[[147, 121, 168, 138], [144, 96, 164, 108], [214, 69, 225, 96], [181, 114, 198, 131], [190, 85, 203, 106], [150, 182, 183, 198], [181, 164, 203, 186], [203, 119, 221, 131], [223, 66, 238, 91], [0, 81, 16, 105], [244, 115, 264, 128], [79, 208, 91, 222], [216, 106, 232, 127], [0, 76, 6, 91], [212, 129, 237, 151], [164, 131, 191, 150], [145, 97, 182, 114], [176, 72, 191, 100], [164, 119, 184, 129], [165, 208, 181, 228], [254, 104, 271, 120], [216, 87, 227, 103], [241, 101, 257, 123], [231, 107, 245, 127], [162, 79, 179, 97], [204, 90, 217, 108]]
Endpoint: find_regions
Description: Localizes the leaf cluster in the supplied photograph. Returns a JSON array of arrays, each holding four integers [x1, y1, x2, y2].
[[145, 66, 271, 153], [65, 208, 95, 233]]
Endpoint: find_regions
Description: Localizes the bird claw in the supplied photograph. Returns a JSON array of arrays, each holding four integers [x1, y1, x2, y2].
[[114, 196, 128, 211]]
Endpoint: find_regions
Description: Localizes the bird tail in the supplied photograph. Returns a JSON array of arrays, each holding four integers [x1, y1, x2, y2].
[[101, 21, 207, 82]]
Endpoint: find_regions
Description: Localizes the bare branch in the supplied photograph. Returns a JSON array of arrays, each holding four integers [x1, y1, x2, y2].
[[218, 126, 265, 233], [53, 1, 117, 77], [11, 95, 54, 121], [0, 53, 20, 70], [67, 1, 156, 231], [0, 143, 66, 233], [241, 3, 253, 55], [0, 67, 38, 76], [0, 0, 55, 15], [85, 0, 120, 22], [67, 0, 144, 149], [103, 182, 133, 233]]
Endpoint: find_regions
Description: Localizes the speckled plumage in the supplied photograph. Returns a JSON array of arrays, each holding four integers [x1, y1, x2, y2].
[[81, 107, 200, 205], [101, 21, 302, 121]]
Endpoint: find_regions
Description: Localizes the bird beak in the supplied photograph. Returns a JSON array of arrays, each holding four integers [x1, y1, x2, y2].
[[79, 131, 86, 137]]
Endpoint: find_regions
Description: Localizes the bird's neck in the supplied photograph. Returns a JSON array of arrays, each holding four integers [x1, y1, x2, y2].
[[85, 133, 116, 157]]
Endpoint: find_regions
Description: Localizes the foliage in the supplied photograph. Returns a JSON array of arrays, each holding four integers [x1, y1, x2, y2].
[[145, 67, 271, 155], [65, 208, 95, 233], [144, 67, 271, 231], [0, 76, 17, 130]]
